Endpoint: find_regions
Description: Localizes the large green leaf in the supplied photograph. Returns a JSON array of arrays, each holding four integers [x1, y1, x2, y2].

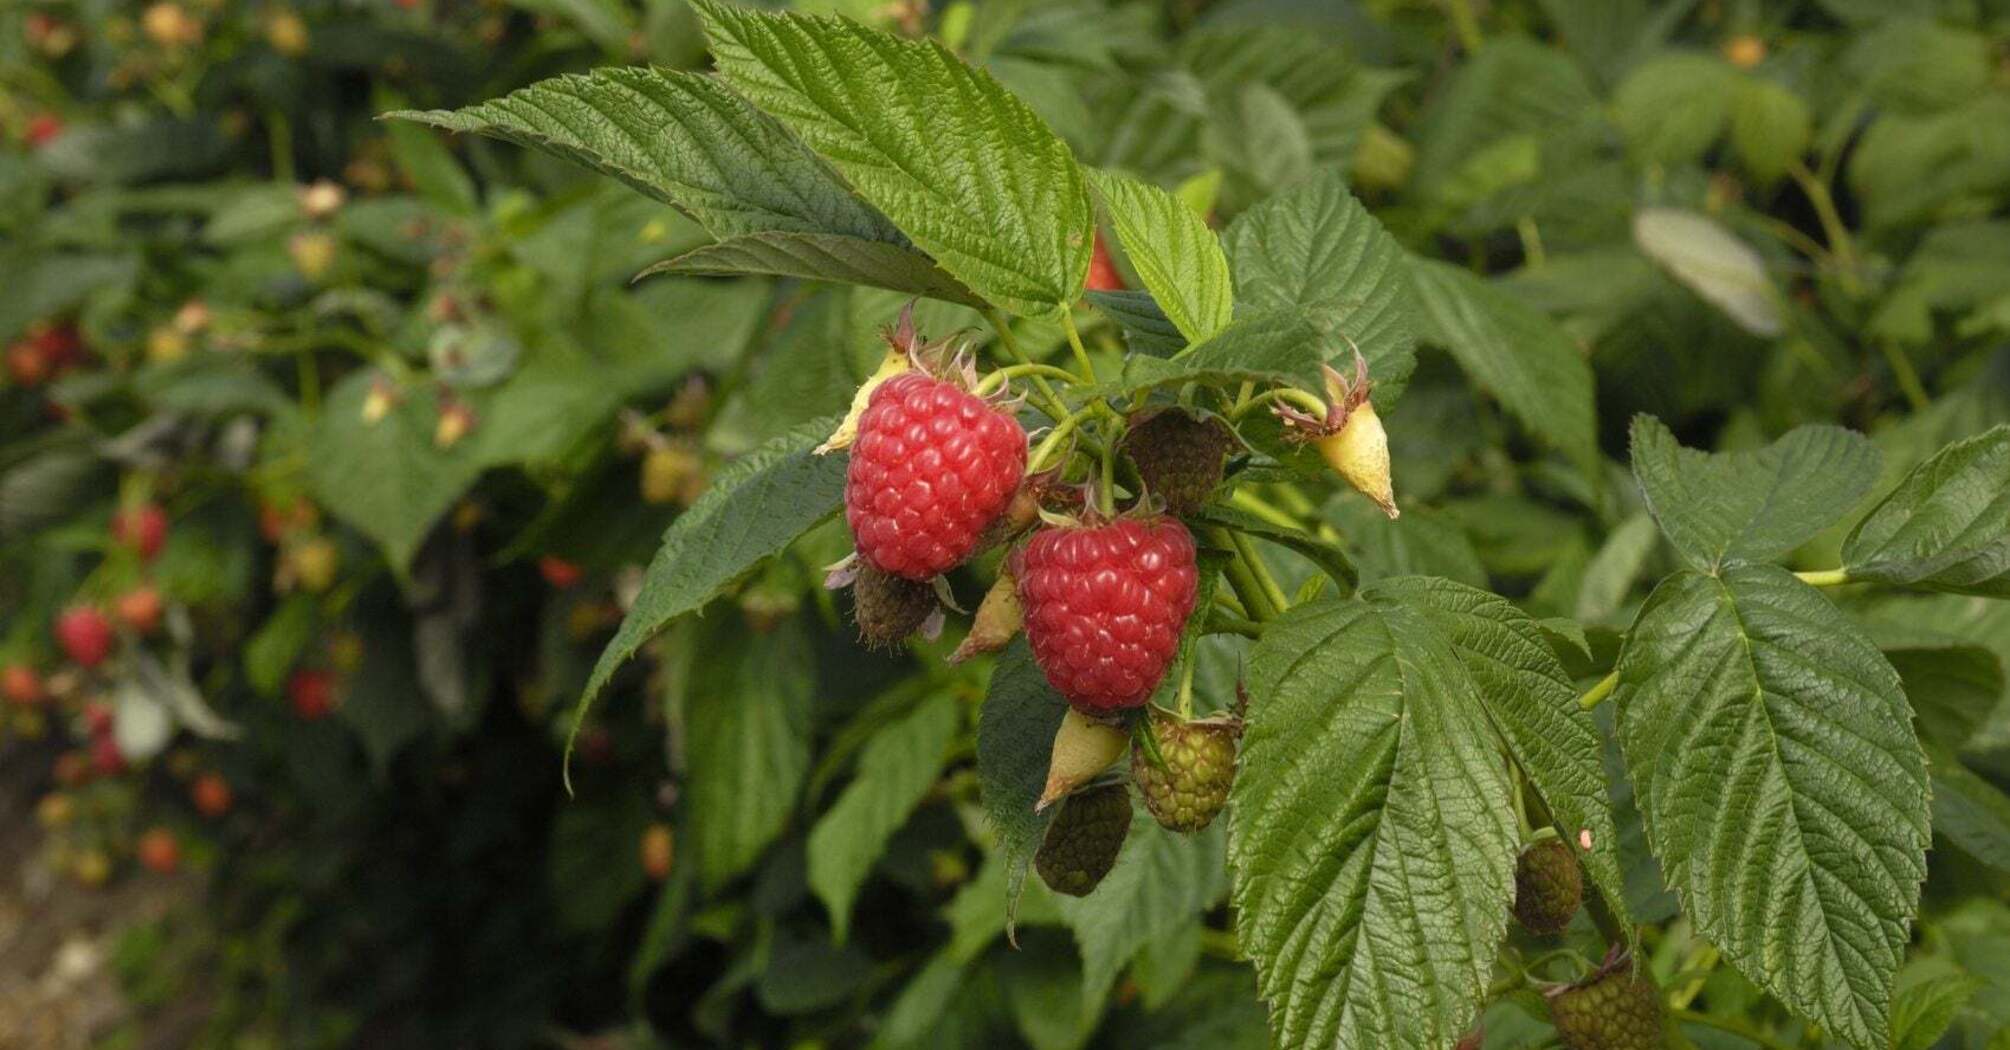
[[687, 618, 815, 890], [1055, 818, 1227, 1010], [1085, 168, 1233, 344], [1232, 595, 1515, 1049], [1222, 171, 1417, 402], [1613, 565, 1930, 1048], [572, 417, 847, 769], [1928, 744, 2010, 876], [1843, 426, 2010, 597], [808, 692, 962, 941], [1629, 416, 1881, 571], [1611, 52, 1737, 166], [1105, 305, 1354, 401], [387, 66, 900, 243], [1372, 575, 1633, 949], [694, 0, 1092, 319], [639, 231, 982, 306], [1407, 257, 1598, 473], [975, 640, 1072, 928], [306, 369, 491, 569]]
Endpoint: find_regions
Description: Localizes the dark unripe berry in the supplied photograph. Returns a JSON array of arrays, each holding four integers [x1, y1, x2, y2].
[[850, 563, 937, 649], [1513, 837, 1584, 936], [1034, 782, 1131, 897], [1120, 409, 1232, 515], [845, 373, 1026, 580], [1548, 963, 1665, 1050], [1131, 712, 1239, 833], [1015, 515, 1198, 713]]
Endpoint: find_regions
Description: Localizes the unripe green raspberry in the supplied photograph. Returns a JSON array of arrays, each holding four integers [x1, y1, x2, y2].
[[1034, 782, 1131, 896], [1547, 964, 1664, 1050], [1120, 409, 1232, 515], [1130, 711, 1239, 833], [1513, 837, 1583, 936]]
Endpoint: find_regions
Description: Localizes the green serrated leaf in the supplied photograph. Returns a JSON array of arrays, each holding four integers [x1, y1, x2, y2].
[[1575, 512, 1660, 624], [572, 417, 846, 774], [1891, 971, 1981, 1050], [1843, 425, 2010, 597], [976, 639, 1072, 929], [693, 0, 1092, 319], [1106, 306, 1328, 399], [1629, 416, 1881, 571], [1612, 52, 1738, 166], [1055, 816, 1227, 1011], [1927, 744, 2010, 876], [687, 618, 814, 890], [808, 692, 961, 941], [1614, 565, 1930, 1049], [1408, 256, 1599, 474], [1086, 289, 1186, 357], [1232, 595, 1515, 1049], [1222, 171, 1417, 403], [387, 66, 903, 244], [1730, 77, 1812, 185], [1326, 499, 1488, 589], [1085, 168, 1233, 344], [1371, 576, 1634, 951], [640, 231, 983, 306]]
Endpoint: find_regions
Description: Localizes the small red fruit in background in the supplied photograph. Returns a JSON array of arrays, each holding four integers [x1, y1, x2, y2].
[[2, 664, 44, 707], [845, 373, 1027, 580], [92, 735, 128, 775], [538, 555, 583, 590], [138, 827, 181, 874], [56, 607, 115, 668], [1085, 234, 1125, 292], [1015, 515, 1199, 713], [640, 824, 675, 881], [112, 503, 170, 561], [25, 113, 63, 148], [53, 750, 93, 787], [83, 700, 115, 737], [191, 772, 233, 818], [116, 585, 164, 635], [289, 668, 336, 720]]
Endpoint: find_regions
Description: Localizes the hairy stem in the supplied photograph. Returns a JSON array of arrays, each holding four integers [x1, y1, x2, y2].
[[1577, 669, 1619, 711], [1061, 310, 1098, 385], [1209, 526, 1280, 622], [1228, 529, 1291, 617], [984, 309, 1070, 421], [972, 362, 1080, 397], [1793, 567, 1850, 588]]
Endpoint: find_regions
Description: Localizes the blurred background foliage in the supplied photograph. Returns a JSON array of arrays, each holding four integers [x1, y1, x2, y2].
[[2, 0, 2010, 1047]]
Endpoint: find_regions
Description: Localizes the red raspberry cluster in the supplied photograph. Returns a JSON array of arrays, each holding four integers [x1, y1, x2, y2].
[[845, 373, 1027, 580], [1014, 516, 1197, 713]]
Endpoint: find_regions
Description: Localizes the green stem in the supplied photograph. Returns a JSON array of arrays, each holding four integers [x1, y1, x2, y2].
[[1577, 670, 1619, 711], [1204, 612, 1264, 640], [1097, 430, 1117, 516], [1028, 405, 1099, 473], [1230, 386, 1329, 422], [984, 309, 1070, 421], [1445, 0, 1483, 51], [1228, 530, 1291, 618], [973, 362, 1080, 397], [1208, 526, 1280, 623], [1177, 655, 1196, 720], [1788, 160, 1859, 293], [1876, 340, 1933, 413], [1060, 310, 1098, 385], [1227, 489, 1304, 532], [1670, 1009, 1800, 1050], [1793, 568, 1850, 588]]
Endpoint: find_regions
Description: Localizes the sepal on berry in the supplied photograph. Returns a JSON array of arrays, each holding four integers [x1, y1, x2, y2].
[[1037, 708, 1129, 811]]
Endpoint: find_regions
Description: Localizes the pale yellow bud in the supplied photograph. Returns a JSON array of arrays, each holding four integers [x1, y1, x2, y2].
[[1316, 400, 1397, 519], [266, 9, 308, 56], [288, 231, 337, 281], [297, 179, 347, 220], [146, 326, 189, 363], [360, 383, 393, 424], [949, 570, 1023, 664], [1036, 708, 1128, 811]]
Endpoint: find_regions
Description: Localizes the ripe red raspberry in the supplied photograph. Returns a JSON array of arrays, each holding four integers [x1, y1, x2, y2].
[[289, 668, 336, 720], [845, 373, 1025, 580], [538, 555, 583, 590], [1085, 234, 1125, 292], [2, 664, 45, 707], [1015, 515, 1198, 713], [112, 502, 170, 561], [55, 606, 115, 668]]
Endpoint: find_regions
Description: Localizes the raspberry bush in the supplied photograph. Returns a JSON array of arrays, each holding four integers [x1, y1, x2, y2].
[[6, 1, 2010, 1048]]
